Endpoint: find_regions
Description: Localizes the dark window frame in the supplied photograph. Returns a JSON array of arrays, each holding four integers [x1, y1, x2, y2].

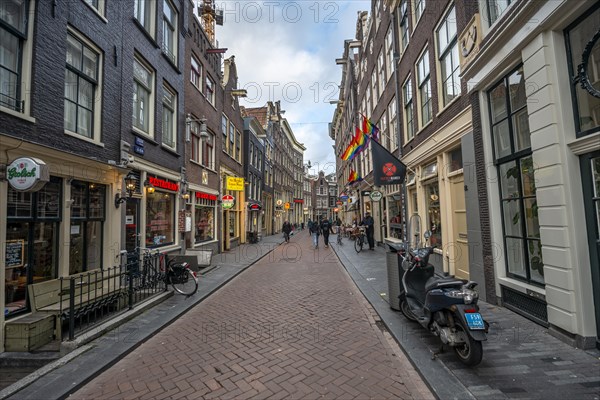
[[488, 64, 544, 287]]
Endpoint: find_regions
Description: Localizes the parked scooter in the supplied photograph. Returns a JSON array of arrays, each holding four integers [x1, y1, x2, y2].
[[398, 231, 488, 366]]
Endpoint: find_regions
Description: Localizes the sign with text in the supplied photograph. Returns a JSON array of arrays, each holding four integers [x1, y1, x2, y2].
[[226, 176, 245, 191], [148, 176, 179, 192], [222, 195, 235, 209], [7, 157, 49, 192], [5, 240, 24, 268]]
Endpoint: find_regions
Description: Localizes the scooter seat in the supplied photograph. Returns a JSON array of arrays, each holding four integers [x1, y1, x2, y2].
[[425, 276, 466, 292]]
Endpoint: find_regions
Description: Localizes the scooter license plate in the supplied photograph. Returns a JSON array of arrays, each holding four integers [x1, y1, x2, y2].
[[465, 313, 485, 330]]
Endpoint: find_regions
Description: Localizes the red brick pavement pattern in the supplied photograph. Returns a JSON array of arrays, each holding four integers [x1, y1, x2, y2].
[[72, 233, 434, 400]]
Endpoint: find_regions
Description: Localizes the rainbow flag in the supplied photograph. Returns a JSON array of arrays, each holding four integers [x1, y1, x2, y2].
[[347, 169, 363, 185], [341, 134, 358, 160], [361, 114, 380, 142]]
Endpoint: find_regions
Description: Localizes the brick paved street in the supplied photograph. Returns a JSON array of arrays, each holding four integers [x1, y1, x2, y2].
[[70, 231, 434, 400]]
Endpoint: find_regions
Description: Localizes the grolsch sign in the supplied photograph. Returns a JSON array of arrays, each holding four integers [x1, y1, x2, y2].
[[7, 157, 50, 192]]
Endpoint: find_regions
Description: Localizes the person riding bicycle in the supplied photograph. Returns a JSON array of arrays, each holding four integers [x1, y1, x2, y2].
[[282, 220, 292, 243]]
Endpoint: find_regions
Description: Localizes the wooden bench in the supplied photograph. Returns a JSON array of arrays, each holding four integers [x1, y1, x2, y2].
[[27, 269, 127, 340]]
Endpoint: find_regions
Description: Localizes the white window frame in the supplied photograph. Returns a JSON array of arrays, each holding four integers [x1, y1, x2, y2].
[[205, 75, 215, 105], [64, 29, 103, 144], [416, 48, 432, 129], [399, 0, 410, 53], [132, 55, 155, 138], [413, 0, 425, 26], [487, 0, 512, 26], [83, 0, 106, 18], [388, 97, 398, 150], [161, 83, 177, 150], [403, 76, 415, 142], [385, 27, 394, 83], [436, 4, 460, 110], [162, 0, 178, 65], [378, 50, 386, 96], [0, 0, 35, 120], [190, 55, 202, 90], [134, 0, 156, 37]]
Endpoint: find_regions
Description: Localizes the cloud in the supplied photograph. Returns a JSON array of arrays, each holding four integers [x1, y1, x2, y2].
[[212, 0, 370, 169]]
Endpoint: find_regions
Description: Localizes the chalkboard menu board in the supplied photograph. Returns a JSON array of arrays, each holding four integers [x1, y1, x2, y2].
[[6, 240, 24, 268]]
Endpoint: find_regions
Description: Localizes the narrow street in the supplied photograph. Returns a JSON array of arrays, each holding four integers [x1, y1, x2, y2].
[[70, 231, 433, 399]]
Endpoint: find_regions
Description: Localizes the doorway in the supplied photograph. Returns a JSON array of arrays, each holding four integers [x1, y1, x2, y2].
[[581, 151, 600, 349], [125, 198, 140, 252], [449, 174, 470, 280]]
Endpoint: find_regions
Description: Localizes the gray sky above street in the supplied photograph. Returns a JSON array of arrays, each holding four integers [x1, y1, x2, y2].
[[211, 1, 371, 175]]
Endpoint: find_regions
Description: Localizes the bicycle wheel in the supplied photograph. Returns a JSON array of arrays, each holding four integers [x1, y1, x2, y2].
[[354, 236, 363, 253], [170, 267, 198, 296], [337, 234, 343, 245]]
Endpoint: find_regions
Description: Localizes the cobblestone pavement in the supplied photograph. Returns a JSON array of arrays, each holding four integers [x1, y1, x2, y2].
[[70, 232, 434, 400], [333, 235, 600, 400]]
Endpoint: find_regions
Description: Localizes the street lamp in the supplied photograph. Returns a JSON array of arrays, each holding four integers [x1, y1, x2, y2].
[[185, 114, 209, 142], [115, 171, 138, 208]]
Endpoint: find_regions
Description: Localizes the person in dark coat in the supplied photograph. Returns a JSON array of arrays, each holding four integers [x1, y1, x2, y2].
[[361, 212, 375, 250], [320, 216, 331, 248], [282, 221, 292, 243]]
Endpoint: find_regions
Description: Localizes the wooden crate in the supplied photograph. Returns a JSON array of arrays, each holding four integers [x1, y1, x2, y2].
[[5, 314, 55, 352]]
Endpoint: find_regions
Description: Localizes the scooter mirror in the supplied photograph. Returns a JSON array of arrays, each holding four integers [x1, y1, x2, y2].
[[424, 230, 432, 240]]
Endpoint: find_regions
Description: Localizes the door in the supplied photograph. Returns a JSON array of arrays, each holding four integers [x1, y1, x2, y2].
[[125, 198, 140, 252], [581, 151, 600, 349], [450, 174, 470, 280]]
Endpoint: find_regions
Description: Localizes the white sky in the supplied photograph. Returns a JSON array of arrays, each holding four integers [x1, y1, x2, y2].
[[211, 1, 371, 175]]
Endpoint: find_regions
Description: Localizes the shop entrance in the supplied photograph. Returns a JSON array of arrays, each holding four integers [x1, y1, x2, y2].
[[449, 174, 469, 280], [581, 151, 600, 349], [125, 198, 140, 252]]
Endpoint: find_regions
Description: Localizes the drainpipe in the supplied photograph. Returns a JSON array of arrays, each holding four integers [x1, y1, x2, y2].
[[390, 9, 408, 245]]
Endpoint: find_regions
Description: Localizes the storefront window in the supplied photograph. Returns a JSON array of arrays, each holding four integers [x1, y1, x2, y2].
[[146, 190, 175, 247], [229, 210, 237, 238], [195, 196, 215, 243], [425, 181, 442, 246], [69, 181, 106, 274], [489, 66, 543, 285], [5, 177, 61, 317], [565, 3, 600, 136]]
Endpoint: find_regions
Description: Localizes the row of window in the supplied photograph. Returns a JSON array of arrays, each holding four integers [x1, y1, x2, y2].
[[221, 115, 242, 162]]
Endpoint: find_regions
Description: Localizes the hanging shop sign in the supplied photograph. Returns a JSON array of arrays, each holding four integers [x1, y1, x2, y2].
[[226, 176, 245, 191], [276, 199, 283, 206], [370, 191, 383, 202], [293, 198, 303, 203], [7, 157, 49, 192], [222, 194, 235, 209], [148, 176, 179, 192], [195, 191, 218, 201], [247, 202, 262, 211], [284, 202, 291, 210]]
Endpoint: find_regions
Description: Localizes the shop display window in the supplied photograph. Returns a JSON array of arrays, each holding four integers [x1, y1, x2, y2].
[[5, 177, 61, 317], [146, 190, 175, 247], [195, 199, 215, 243], [69, 181, 106, 275]]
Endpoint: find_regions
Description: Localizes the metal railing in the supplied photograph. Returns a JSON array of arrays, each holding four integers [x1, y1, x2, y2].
[[59, 251, 166, 341]]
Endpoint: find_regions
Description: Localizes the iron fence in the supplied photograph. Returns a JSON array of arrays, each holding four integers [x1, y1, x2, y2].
[[59, 251, 166, 341]]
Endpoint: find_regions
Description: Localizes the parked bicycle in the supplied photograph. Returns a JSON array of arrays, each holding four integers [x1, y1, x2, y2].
[[337, 231, 343, 245], [161, 252, 198, 296], [354, 227, 366, 253]]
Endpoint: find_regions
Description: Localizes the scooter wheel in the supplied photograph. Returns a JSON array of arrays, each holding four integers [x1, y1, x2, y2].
[[453, 318, 483, 367], [400, 300, 418, 322]]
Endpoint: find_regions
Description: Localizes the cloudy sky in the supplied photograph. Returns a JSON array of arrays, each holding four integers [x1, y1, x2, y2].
[[210, 1, 371, 175]]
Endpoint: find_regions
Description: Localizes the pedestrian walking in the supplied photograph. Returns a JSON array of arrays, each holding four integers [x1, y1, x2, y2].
[[282, 220, 292, 243], [320, 216, 331, 248], [361, 212, 375, 250], [309, 219, 320, 248]]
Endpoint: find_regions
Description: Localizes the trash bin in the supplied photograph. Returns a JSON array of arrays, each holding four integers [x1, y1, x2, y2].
[[386, 242, 406, 310], [247, 231, 257, 244]]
